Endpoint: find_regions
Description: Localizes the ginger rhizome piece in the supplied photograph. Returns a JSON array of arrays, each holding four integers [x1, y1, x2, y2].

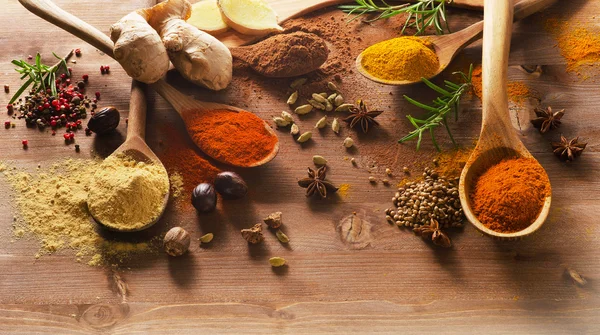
[[110, 11, 170, 84], [144, 0, 233, 91], [188, 0, 229, 35], [217, 0, 283, 36]]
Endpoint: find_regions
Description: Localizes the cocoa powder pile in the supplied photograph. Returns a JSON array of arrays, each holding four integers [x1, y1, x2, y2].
[[232, 31, 329, 78]]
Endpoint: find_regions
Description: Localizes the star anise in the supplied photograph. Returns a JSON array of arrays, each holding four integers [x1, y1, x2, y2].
[[413, 219, 452, 248], [343, 100, 383, 133], [298, 166, 338, 198], [551, 135, 587, 161], [530, 106, 564, 133]]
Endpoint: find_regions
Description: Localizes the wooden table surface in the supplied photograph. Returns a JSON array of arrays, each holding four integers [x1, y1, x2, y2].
[[0, 0, 599, 334]]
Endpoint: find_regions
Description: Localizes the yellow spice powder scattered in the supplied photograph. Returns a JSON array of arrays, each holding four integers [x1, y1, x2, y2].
[[361, 36, 439, 82], [546, 18, 600, 78], [337, 183, 350, 198], [88, 154, 170, 231], [1, 159, 161, 266]]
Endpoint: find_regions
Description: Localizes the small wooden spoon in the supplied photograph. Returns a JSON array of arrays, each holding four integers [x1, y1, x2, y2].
[[217, 0, 484, 48], [355, 0, 556, 86], [89, 81, 170, 232], [19, 0, 279, 168], [458, 0, 551, 239]]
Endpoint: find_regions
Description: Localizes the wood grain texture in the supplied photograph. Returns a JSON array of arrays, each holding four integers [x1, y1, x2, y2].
[[1, 0, 599, 334]]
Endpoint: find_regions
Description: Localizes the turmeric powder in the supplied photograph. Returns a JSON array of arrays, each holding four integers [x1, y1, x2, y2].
[[471, 157, 550, 233], [360, 37, 439, 82], [546, 19, 600, 79]]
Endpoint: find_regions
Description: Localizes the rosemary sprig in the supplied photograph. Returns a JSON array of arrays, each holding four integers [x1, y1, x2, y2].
[[399, 64, 473, 151], [9, 50, 72, 104], [339, 0, 452, 35]]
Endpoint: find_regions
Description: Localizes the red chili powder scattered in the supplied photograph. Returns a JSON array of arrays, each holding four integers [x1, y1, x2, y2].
[[184, 109, 277, 167], [471, 64, 530, 104]]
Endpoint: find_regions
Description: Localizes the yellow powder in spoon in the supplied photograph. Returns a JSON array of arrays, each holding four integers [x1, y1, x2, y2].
[[88, 154, 169, 231], [360, 36, 439, 82]]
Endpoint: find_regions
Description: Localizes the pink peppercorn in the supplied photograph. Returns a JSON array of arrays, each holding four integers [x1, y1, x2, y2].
[[75, 48, 82, 57], [50, 120, 57, 127], [4, 121, 10, 128], [69, 132, 75, 140], [22, 139, 28, 147], [95, 92, 100, 99], [82, 74, 88, 82], [100, 65, 105, 74]]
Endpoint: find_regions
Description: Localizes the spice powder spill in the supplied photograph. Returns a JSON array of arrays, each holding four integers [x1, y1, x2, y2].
[[1, 159, 160, 265], [360, 36, 439, 82], [88, 153, 170, 231], [471, 157, 551, 233], [546, 19, 600, 79], [184, 109, 277, 167]]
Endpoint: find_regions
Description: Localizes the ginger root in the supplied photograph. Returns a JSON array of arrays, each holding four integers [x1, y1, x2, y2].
[[144, 0, 232, 91], [110, 11, 170, 84]]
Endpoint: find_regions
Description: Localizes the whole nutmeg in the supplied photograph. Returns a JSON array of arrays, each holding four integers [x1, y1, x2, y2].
[[87, 107, 120, 134], [214, 172, 248, 199], [192, 183, 217, 213], [164, 227, 190, 257]]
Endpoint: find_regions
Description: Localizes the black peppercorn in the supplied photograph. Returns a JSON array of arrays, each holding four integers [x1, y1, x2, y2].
[[214, 172, 248, 199], [87, 106, 120, 134], [192, 183, 217, 213]]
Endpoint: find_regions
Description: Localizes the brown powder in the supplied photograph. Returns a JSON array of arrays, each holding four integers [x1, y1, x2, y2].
[[232, 31, 329, 78]]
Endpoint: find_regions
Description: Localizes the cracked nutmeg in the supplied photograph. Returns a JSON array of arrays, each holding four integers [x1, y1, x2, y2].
[[530, 106, 564, 133], [298, 166, 338, 198], [241, 223, 264, 244], [413, 219, 452, 248], [343, 99, 383, 133], [551, 135, 587, 161]]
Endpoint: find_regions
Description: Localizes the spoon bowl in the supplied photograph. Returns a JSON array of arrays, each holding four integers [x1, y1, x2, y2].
[[89, 81, 170, 232], [356, 0, 556, 86], [457, 0, 551, 239]]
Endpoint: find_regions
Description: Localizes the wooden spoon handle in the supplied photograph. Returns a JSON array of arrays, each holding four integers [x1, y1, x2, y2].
[[18, 0, 114, 57], [481, 0, 514, 133], [127, 81, 147, 141]]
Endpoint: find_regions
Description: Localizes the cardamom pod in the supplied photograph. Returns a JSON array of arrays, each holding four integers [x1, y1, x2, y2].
[[297, 131, 312, 143], [335, 103, 354, 112], [269, 257, 286, 267], [290, 78, 307, 89], [281, 111, 294, 122], [287, 91, 298, 105], [343, 137, 354, 148], [313, 155, 328, 165], [325, 101, 333, 112], [327, 81, 338, 91], [273, 116, 290, 127], [294, 104, 313, 115], [315, 116, 327, 129], [290, 123, 300, 135], [312, 93, 328, 104], [332, 118, 340, 133], [327, 93, 337, 104], [308, 99, 326, 110], [319, 92, 328, 99], [199, 233, 214, 244], [276, 230, 289, 243], [334, 94, 344, 107]]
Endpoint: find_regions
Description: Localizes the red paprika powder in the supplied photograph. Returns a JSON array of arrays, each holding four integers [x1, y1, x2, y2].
[[184, 109, 277, 167], [471, 157, 550, 233]]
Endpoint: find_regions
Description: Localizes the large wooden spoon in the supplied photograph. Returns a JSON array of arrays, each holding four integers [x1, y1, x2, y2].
[[217, 0, 484, 48], [355, 0, 556, 86], [458, 0, 551, 239], [19, 0, 279, 168], [89, 81, 170, 232]]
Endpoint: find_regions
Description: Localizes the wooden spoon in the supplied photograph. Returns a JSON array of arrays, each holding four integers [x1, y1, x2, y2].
[[355, 0, 556, 86], [458, 0, 551, 239], [217, 0, 484, 48], [19, 0, 279, 168], [89, 81, 170, 232]]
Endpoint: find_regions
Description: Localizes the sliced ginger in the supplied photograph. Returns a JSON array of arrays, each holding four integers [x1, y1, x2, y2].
[[188, 0, 229, 35], [217, 0, 283, 36]]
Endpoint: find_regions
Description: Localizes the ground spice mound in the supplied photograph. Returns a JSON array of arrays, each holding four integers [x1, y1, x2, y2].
[[184, 109, 277, 167], [360, 36, 439, 82], [233, 31, 329, 78], [546, 18, 600, 78], [88, 154, 170, 231], [471, 157, 550, 233], [1, 159, 160, 265]]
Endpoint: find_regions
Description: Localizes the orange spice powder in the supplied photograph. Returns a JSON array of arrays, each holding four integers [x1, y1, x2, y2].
[[471, 65, 530, 104], [471, 157, 550, 233], [184, 109, 278, 167], [546, 18, 600, 78]]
